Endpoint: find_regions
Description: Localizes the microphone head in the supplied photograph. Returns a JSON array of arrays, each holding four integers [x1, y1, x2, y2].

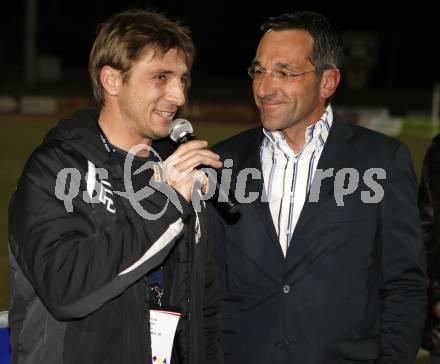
[[169, 118, 194, 143]]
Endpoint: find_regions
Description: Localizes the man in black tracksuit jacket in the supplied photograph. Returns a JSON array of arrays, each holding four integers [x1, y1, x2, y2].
[[8, 10, 222, 364]]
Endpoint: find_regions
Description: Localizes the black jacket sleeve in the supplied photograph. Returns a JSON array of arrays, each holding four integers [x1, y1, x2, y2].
[[9, 143, 191, 320], [202, 237, 223, 364]]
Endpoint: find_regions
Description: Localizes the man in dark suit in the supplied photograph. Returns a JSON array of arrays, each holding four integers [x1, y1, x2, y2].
[[209, 10, 427, 364]]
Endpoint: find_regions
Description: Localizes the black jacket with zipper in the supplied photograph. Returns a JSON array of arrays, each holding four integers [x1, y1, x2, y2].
[[8, 108, 221, 364]]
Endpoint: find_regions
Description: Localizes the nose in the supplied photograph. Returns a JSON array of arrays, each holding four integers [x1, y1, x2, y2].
[[167, 78, 186, 107], [255, 72, 276, 100]]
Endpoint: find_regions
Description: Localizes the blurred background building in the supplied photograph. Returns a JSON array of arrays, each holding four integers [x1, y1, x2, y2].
[[0, 0, 438, 112]]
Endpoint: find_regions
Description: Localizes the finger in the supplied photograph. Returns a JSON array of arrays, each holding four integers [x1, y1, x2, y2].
[[172, 140, 209, 157], [193, 170, 208, 185], [163, 153, 203, 181], [164, 156, 221, 187], [193, 170, 209, 193], [173, 149, 221, 167], [163, 156, 192, 182], [165, 149, 221, 172], [172, 154, 223, 173]]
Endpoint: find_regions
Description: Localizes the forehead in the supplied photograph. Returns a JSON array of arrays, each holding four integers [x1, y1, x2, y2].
[[133, 48, 189, 74], [255, 29, 314, 67]]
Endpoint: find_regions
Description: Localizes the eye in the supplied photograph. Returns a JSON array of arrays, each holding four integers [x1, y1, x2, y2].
[[248, 67, 266, 79], [180, 77, 189, 88], [154, 73, 167, 81], [276, 70, 294, 79]]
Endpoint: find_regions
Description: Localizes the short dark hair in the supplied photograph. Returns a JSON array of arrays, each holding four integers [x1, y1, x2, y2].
[[89, 9, 195, 107], [260, 11, 343, 72]]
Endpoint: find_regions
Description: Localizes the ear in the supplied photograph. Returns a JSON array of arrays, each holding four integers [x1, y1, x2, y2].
[[100, 65, 122, 97], [319, 68, 341, 100]]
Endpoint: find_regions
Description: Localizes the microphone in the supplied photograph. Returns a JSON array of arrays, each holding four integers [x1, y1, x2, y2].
[[169, 118, 240, 215]]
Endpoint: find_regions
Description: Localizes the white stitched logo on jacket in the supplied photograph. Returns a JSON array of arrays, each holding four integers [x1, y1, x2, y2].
[[86, 161, 116, 213]]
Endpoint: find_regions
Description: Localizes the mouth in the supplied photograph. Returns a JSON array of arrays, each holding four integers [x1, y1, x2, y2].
[[154, 109, 176, 119], [260, 102, 283, 110]]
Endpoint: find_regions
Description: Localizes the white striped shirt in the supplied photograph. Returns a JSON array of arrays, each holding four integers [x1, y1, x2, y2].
[[260, 105, 333, 256]]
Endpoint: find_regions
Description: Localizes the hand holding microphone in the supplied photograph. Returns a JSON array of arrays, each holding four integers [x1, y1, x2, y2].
[[167, 119, 240, 215], [163, 119, 221, 204]]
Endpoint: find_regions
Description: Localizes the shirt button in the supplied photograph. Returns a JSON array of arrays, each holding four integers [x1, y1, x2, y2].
[[283, 285, 290, 294]]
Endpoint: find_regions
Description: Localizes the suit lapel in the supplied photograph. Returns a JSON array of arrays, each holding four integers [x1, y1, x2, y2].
[[230, 130, 284, 281], [242, 145, 278, 240], [285, 116, 356, 280]]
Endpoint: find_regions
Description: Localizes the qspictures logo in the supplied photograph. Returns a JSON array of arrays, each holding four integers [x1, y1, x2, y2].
[[54, 143, 387, 220], [55, 160, 116, 213]]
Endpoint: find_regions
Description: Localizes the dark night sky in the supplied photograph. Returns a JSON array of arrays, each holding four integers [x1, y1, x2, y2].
[[1, 1, 438, 92]]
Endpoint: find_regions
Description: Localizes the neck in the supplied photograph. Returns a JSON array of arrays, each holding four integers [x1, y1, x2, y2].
[[283, 130, 306, 154], [283, 105, 326, 153], [98, 106, 152, 157]]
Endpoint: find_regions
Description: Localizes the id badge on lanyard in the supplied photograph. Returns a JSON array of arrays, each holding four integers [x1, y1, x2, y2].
[[148, 272, 181, 364], [150, 309, 181, 363]]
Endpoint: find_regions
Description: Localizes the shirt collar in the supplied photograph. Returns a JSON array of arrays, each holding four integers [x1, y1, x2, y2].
[[262, 104, 333, 156]]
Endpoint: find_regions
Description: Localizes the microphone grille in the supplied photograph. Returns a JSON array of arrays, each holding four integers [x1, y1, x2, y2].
[[169, 118, 194, 142]]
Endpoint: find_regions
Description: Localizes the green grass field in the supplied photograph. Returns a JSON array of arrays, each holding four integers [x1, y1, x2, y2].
[[0, 112, 433, 362], [1, 114, 61, 310]]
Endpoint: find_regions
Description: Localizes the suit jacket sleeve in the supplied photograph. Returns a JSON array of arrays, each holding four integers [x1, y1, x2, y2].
[[379, 143, 427, 363]]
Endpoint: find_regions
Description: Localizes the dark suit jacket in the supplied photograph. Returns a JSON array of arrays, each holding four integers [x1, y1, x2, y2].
[[209, 115, 427, 364]]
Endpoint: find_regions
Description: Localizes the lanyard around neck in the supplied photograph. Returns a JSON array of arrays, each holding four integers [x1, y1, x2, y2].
[[96, 122, 115, 155]]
